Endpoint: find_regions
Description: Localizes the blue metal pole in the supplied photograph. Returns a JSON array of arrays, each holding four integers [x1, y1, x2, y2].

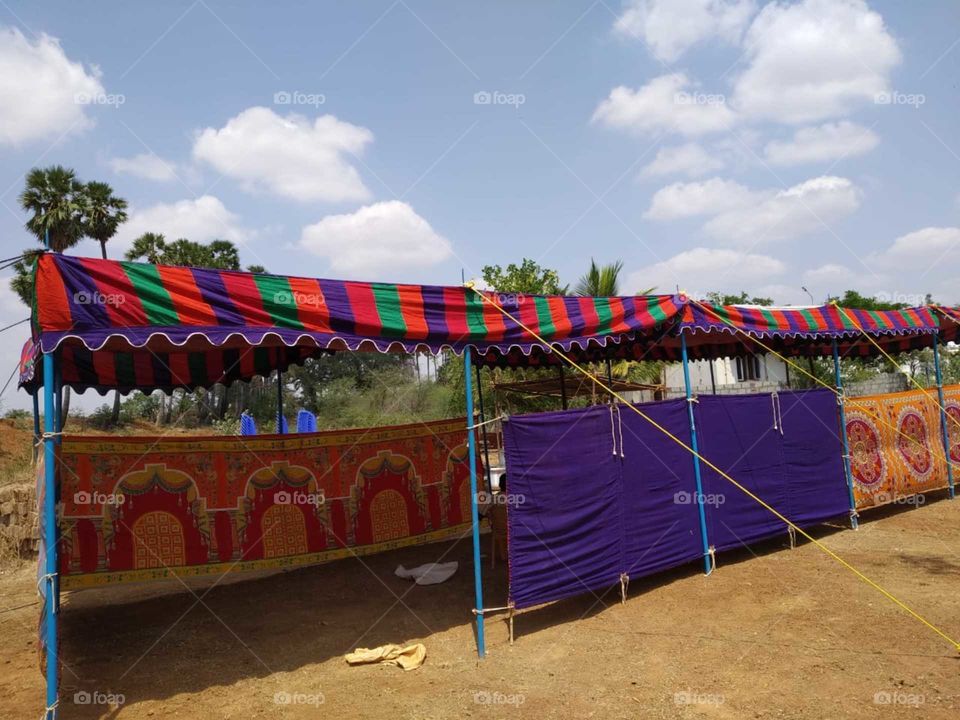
[[680, 334, 712, 575], [932, 335, 955, 499], [464, 348, 486, 657], [832, 339, 859, 529], [41, 222, 59, 718], [42, 350, 58, 719]]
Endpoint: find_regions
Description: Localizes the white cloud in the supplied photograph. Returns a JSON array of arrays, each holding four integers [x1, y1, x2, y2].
[[299, 201, 452, 278], [644, 177, 758, 220], [192, 106, 373, 203], [112, 195, 249, 257], [627, 247, 785, 295], [732, 0, 901, 124], [640, 142, 725, 178], [763, 121, 880, 165], [705, 176, 861, 245], [803, 263, 856, 286], [0, 26, 105, 145], [614, 0, 756, 62], [592, 73, 735, 137], [108, 153, 178, 182], [869, 227, 960, 271]]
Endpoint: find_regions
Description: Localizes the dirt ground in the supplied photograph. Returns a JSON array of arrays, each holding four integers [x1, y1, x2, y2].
[[1, 494, 958, 719]]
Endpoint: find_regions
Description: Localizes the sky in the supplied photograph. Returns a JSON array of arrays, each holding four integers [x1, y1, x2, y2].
[[0, 0, 958, 411]]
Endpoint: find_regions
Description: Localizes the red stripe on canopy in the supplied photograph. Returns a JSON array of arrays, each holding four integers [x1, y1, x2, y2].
[[396, 284, 429, 340], [156, 265, 219, 326], [287, 276, 330, 333], [345, 282, 382, 337], [220, 271, 271, 326]]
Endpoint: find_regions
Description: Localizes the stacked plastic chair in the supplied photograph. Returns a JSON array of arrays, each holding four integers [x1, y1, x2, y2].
[[297, 408, 318, 433], [239, 412, 257, 436]]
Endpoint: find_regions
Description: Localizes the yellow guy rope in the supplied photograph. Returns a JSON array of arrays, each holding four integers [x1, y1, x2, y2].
[[690, 299, 960, 475], [467, 285, 960, 653]]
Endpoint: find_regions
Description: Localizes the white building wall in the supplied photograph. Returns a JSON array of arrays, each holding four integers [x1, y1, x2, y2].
[[662, 354, 789, 395]]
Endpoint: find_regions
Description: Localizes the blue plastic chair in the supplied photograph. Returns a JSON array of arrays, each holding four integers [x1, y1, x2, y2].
[[276, 413, 289, 435], [296, 409, 317, 433], [239, 413, 258, 436]]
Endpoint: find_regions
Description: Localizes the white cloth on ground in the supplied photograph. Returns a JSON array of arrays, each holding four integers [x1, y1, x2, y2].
[[394, 561, 459, 585]]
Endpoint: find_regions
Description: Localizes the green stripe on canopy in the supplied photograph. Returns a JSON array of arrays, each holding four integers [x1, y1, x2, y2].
[[253, 274, 303, 329], [371, 283, 406, 338], [534, 297, 556, 338], [464, 290, 487, 337], [594, 298, 612, 334], [122, 262, 179, 325]]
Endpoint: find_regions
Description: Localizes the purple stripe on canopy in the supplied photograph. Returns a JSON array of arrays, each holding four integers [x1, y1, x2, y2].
[[60, 258, 109, 329], [318, 280, 355, 335], [191, 267, 242, 326], [420, 285, 450, 340]]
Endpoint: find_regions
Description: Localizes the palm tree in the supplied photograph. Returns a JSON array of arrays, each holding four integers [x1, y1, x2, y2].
[[575, 258, 623, 297], [17, 166, 90, 424], [125, 232, 167, 263], [19, 166, 86, 252], [83, 181, 128, 259]]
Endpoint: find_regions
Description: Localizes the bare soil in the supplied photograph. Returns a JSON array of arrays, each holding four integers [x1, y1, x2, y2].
[[1, 494, 958, 719]]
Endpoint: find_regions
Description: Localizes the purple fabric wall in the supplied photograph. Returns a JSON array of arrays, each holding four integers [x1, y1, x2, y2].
[[619, 401, 704, 578], [695, 389, 848, 552], [504, 406, 623, 610], [776, 390, 851, 528], [695, 394, 789, 551], [503, 389, 848, 610]]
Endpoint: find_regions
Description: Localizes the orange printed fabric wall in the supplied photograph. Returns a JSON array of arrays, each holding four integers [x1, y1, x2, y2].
[[844, 386, 957, 510], [56, 418, 479, 588]]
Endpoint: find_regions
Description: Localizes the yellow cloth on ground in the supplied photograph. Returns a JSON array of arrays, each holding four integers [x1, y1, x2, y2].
[[344, 643, 426, 671]]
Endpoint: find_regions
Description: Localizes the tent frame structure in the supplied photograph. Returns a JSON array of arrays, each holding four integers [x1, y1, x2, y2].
[[22, 251, 960, 718]]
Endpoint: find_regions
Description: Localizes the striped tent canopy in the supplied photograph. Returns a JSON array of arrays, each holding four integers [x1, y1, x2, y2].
[[20, 253, 683, 393], [671, 298, 941, 360], [19, 253, 948, 394], [932, 305, 960, 342]]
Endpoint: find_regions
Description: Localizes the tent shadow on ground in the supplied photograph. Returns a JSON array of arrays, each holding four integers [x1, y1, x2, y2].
[[58, 535, 508, 718]]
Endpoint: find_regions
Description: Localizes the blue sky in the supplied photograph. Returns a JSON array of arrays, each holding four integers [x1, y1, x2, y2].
[[0, 0, 958, 409]]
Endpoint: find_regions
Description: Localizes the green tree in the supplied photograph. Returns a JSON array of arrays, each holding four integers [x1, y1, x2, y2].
[[125, 232, 167, 263], [481, 259, 568, 295], [706, 291, 774, 306], [83, 181, 128, 259], [125, 235, 244, 270], [575, 258, 623, 297], [830, 290, 904, 310]]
